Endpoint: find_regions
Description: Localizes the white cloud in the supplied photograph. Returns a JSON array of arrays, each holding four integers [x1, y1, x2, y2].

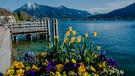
[[87, 0, 135, 13]]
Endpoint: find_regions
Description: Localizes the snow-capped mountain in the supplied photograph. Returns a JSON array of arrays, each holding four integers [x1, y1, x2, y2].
[[90, 12, 106, 15], [22, 2, 38, 9], [88, 2, 135, 19], [14, 2, 92, 18]]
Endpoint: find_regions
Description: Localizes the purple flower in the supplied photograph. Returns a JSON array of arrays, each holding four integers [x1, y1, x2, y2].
[[98, 53, 107, 61], [24, 52, 35, 62], [44, 61, 56, 71], [64, 62, 80, 71], [107, 58, 117, 67], [24, 69, 34, 76], [44, 53, 53, 60], [64, 62, 74, 70]]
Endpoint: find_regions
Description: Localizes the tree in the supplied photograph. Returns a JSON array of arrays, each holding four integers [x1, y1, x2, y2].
[[13, 12, 19, 21], [17, 11, 32, 21]]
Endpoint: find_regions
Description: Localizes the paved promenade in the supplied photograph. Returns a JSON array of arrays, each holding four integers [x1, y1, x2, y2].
[[0, 26, 11, 75], [0, 27, 6, 48]]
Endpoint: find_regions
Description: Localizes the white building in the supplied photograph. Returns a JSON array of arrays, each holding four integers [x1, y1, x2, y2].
[[0, 15, 16, 23]]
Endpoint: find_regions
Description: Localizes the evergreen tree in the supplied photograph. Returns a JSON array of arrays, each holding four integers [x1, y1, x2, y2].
[[13, 12, 19, 21]]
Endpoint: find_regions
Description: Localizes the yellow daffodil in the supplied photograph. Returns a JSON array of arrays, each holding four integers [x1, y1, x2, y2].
[[93, 74, 99, 76], [96, 46, 101, 50], [94, 54, 98, 59], [41, 52, 47, 57], [71, 59, 76, 64], [70, 37, 75, 42], [72, 30, 76, 35], [69, 26, 72, 31], [32, 65, 40, 70], [50, 71, 55, 76], [97, 63, 102, 68], [26, 66, 31, 70], [76, 36, 81, 42], [64, 38, 69, 43], [82, 72, 90, 76], [12, 61, 18, 66], [84, 33, 88, 37], [55, 64, 64, 72], [65, 58, 69, 63], [68, 71, 75, 76], [42, 62, 47, 66], [66, 31, 70, 36], [10, 65, 15, 69], [93, 32, 97, 37], [63, 73, 67, 76], [86, 57, 90, 62], [55, 36, 59, 39], [78, 64, 86, 73], [92, 53, 98, 59], [102, 62, 106, 67], [17, 73, 24, 76], [56, 71, 61, 76], [15, 62, 25, 69], [16, 69, 24, 74], [90, 65, 96, 72], [6, 69, 14, 75]]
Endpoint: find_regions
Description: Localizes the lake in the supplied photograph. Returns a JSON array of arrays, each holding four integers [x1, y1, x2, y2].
[[12, 20, 135, 76]]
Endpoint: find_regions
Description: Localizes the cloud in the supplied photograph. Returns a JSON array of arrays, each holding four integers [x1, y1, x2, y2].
[[108, 0, 135, 8], [87, 0, 135, 13]]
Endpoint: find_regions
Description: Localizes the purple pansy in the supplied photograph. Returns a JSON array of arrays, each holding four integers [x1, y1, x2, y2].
[[107, 58, 118, 67], [24, 69, 34, 76]]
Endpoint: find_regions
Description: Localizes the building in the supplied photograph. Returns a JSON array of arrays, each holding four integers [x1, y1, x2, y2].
[[0, 15, 16, 23]]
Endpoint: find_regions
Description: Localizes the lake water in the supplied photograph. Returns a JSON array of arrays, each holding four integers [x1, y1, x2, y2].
[[12, 21, 135, 76]]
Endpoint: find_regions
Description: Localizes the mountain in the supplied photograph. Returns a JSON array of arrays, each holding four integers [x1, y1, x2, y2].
[[0, 8, 12, 16], [90, 11, 106, 15], [88, 2, 135, 20], [14, 2, 92, 18]]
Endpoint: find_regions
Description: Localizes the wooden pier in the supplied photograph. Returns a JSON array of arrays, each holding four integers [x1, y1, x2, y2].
[[5, 18, 58, 41]]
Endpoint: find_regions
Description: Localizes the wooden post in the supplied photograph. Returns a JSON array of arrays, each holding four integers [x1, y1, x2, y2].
[[46, 18, 50, 41], [52, 18, 58, 40], [26, 34, 31, 40], [14, 35, 18, 42], [52, 18, 56, 40], [41, 20, 44, 26], [30, 34, 33, 41], [55, 19, 58, 36]]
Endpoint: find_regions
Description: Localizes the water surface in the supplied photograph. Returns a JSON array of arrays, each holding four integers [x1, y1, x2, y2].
[[13, 20, 135, 76]]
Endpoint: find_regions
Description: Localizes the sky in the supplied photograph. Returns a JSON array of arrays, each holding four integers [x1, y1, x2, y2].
[[0, 0, 135, 13]]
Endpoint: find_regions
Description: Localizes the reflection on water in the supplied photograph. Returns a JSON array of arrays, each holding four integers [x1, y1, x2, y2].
[[12, 39, 49, 60], [12, 21, 135, 76]]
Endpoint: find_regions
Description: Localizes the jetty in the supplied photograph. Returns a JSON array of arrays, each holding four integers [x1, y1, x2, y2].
[[6, 18, 58, 41], [0, 18, 58, 75]]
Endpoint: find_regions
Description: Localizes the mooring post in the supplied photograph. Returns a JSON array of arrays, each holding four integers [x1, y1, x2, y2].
[[30, 34, 33, 41], [41, 20, 44, 26], [14, 35, 18, 43], [52, 18, 59, 46], [52, 18, 55, 40], [43, 19, 46, 38], [46, 18, 50, 41], [55, 19, 58, 36]]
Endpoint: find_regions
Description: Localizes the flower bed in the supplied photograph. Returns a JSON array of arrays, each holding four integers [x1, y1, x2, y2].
[[5, 26, 124, 76]]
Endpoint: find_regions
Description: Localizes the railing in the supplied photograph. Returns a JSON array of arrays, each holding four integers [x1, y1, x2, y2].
[[4, 18, 58, 41]]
